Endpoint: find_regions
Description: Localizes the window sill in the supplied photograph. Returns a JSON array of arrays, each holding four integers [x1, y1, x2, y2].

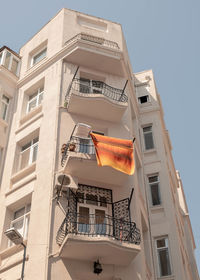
[[0, 241, 28, 273], [27, 56, 47, 72], [11, 162, 36, 184], [157, 275, 174, 280], [139, 102, 152, 107], [143, 148, 156, 154], [20, 104, 42, 125], [6, 173, 36, 196], [0, 118, 8, 128], [0, 240, 27, 260], [150, 205, 164, 214]]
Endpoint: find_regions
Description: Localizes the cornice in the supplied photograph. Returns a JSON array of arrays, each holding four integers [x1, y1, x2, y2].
[[17, 40, 123, 88]]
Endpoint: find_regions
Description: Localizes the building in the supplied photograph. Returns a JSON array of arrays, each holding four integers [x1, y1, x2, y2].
[[0, 8, 199, 280]]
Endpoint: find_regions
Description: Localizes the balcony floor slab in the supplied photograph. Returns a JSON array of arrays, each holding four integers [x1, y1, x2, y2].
[[63, 153, 130, 186], [59, 234, 141, 266]]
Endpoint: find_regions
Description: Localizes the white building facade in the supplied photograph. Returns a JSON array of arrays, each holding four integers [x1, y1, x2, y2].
[[0, 8, 199, 280]]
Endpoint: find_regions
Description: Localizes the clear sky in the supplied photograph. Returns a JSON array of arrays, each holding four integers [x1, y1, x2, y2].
[[1, 0, 199, 273]]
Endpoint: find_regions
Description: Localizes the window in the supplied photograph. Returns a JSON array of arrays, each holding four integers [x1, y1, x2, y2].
[[78, 138, 95, 154], [1, 49, 20, 75], [156, 237, 172, 277], [4, 51, 11, 69], [9, 204, 31, 246], [143, 126, 154, 150], [136, 84, 150, 105], [148, 175, 161, 206], [138, 95, 149, 104], [1, 94, 9, 121], [31, 48, 47, 66], [79, 78, 104, 94], [27, 87, 44, 113], [20, 137, 39, 170], [77, 185, 111, 235]]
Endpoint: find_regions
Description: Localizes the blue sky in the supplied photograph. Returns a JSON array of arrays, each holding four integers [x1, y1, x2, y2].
[[1, 0, 199, 273]]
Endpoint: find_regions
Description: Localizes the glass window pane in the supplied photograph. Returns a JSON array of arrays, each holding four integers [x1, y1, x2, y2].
[[32, 144, 38, 163], [143, 126, 152, 133], [20, 148, 30, 169], [33, 137, 39, 144], [38, 92, 43, 104], [12, 218, 24, 237], [24, 215, 30, 239], [1, 102, 8, 120], [95, 209, 106, 235], [29, 92, 38, 101], [27, 98, 37, 112], [144, 132, 154, 149], [151, 184, 161, 205], [33, 48, 47, 65], [4, 51, 11, 69], [92, 80, 103, 94], [159, 249, 171, 276], [100, 196, 107, 207], [38, 92, 43, 105], [149, 176, 158, 183], [14, 207, 25, 219], [26, 204, 31, 213], [3, 95, 9, 104], [157, 239, 166, 248], [11, 58, 18, 75], [78, 207, 90, 233], [22, 142, 31, 151], [79, 78, 90, 93], [86, 194, 98, 205]]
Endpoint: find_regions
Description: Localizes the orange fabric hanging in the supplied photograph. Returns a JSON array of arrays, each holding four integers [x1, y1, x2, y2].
[[90, 133, 135, 175]]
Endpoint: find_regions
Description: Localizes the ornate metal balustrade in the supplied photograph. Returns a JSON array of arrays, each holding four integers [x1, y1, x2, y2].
[[64, 33, 120, 50], [56, 211, 141, 246], [67, 78, 128, 103], [61, 136, 95, 166]]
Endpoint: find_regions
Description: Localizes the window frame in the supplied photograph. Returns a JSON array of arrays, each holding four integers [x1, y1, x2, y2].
[[155, 237, 172, 277], [78, 194, 109, 235], [77, 185, 111, 235], [9, 203, 31, 246], [79, 77, 104, 94], [138, 95, 150, 104], [26, 87, 44, 113], [1, 94, 10, 121], [143, 125, 155, 150], [148, 174, 161, 206], [19, 137, 39, 170], [0, 49, 20, 75], [31, 47, 47, 67]]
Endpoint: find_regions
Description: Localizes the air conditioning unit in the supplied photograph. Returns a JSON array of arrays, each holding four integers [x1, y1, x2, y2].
[[55, 173, 78, 192]]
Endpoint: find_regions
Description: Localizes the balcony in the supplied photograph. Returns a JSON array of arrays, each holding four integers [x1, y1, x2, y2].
[[66, 78, 128, 122], [61, 136, 131, 186], [64, 33, 124, 76], [56, 211, 141, 265], [0, 46, 20, 77]]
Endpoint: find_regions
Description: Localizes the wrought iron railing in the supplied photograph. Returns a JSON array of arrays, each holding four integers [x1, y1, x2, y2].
[[56, 211, 141, 246], [61, 136, 95, 166], [68, 78, 128, 103], [64, 33, 120, 50]]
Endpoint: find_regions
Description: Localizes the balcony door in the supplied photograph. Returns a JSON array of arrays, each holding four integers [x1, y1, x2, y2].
[[76, 184, 112, 236], [78, 206, 107, 235]]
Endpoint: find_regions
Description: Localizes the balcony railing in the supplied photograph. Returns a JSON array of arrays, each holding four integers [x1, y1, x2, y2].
[[64, 33, 120, 50], [61, 136, 95, 166], [67, 78, 128, 104], [65, 78, 128, 104], [56, 211, 141, 246]]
